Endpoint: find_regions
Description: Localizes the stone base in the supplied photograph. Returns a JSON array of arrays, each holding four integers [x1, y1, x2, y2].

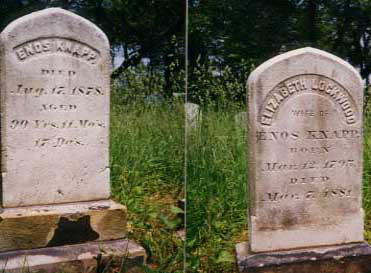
[[0, 239, 146, 273], [236, 242, 371, 273], [0, 200, 126, 251]]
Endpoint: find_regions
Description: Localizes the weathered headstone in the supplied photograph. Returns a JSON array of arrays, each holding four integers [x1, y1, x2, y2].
[[1, 8, 110, 206], [173, 92, 185, 104], [185, 102, 201, 129], [0, 8, 145, 271], [237, 47, 371, 272], [248, 47, 364, 252], [144, 93, 164, 105]]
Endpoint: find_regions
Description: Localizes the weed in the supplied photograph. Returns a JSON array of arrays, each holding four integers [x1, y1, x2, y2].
[[187, 106, 371, 273], [186, 107, 247, 272], [110, 93, 184, 272]]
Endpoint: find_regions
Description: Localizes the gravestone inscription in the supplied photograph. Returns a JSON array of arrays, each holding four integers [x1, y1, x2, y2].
[[0, 9, 146, 270], [247, 47, 364, 252], [0, 8, 111, 207]]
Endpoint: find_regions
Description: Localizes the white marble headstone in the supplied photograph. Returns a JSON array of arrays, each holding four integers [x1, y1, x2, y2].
[[247, 47, 364, 252], [185, 102, 201, 129], [0, 8, 111, 207]]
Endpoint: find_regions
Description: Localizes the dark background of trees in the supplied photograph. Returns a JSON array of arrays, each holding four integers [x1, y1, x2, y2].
[[190, 0, 371, 81], [1, 0, 371, 104], [188, 0, 371, 106]]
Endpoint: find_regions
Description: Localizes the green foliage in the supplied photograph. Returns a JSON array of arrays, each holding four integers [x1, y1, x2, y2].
[[188, 59, 251, 110], [189, 0, 371, 84], [78, 0, 185, 80], [112, 63, 185, 104], [187, 104, 371, 272], [186, 107, 247, 272], [110, 97, 184, 272], [363, 109, 371, 244], [112, 64, 164, 104]]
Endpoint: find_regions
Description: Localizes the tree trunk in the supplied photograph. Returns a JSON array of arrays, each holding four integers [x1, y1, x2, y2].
[[333, 0, 351, 55], [307, 0, 318, 46]]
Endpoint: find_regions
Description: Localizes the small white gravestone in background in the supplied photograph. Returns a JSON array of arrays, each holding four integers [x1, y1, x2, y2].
[[247, 47, 364, 252], [185, 102, 201, 129], [0, 8, 111, 207]]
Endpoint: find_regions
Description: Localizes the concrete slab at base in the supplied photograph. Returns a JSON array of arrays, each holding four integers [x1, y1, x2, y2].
[[236, 242, 371, 273], [0, 239, 146, 273], [0, 200, 126, 251]]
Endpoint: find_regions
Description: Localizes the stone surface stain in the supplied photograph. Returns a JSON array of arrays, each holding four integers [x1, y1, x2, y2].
[[47, 215, 99, 247]]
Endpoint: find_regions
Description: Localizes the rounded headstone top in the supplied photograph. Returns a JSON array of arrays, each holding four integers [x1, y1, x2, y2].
[[248, 47, 363, 88], [246, 46, 364, 252], [0, 8, 110, 51]]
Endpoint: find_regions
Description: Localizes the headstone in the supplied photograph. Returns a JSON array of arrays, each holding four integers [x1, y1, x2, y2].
[[185, 102, 201, 129], [173, 92, 185, 98], [173, 92, 185, 104], [144, 93, 164, 105], [247, 47, 364, 252], [1, 8, 110, 207], [0, 8, 145, 271]]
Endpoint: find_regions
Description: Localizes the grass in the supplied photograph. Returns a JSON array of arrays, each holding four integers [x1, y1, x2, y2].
[[0, 96, 186, 273], [106, 90, 371, 272], [362, 110, 371, 243], [109, 95, 185, 272], [186, 108, 247, 273], [187, 106, 371, 273], [2, 98, 370, 273]]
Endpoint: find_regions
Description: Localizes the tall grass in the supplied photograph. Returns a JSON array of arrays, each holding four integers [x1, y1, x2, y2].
[[110, 91, 184, 272], [363, 110, 371, 242], [187, 106, 371, 273], [107, 57, 371, 273], [187, 108, 247, 273]]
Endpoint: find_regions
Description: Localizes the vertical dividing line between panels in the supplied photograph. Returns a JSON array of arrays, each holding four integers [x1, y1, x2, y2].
[[184, 0, 189, 272]]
